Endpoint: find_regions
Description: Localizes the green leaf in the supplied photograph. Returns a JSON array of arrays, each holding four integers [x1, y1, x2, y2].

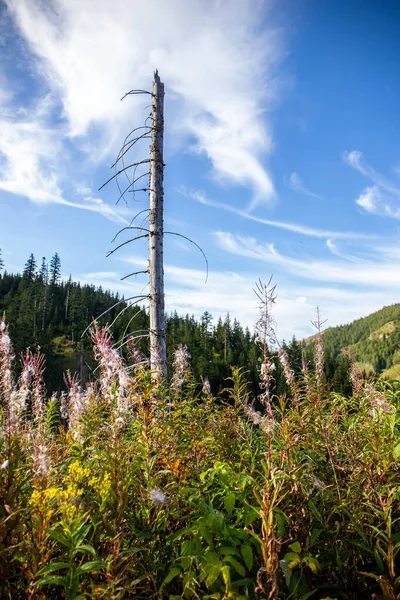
[[205, 563, 222, 587], [36, 562, 69, 576], [75, 524, 91, 547], [221, 565, 231, 587], [223, 555, 245, 577], [284, 552, 301, 569], [240, 544, 253, 571], [394, 442, 400, 459], [46, 529, 69, 547], [274, 508, 287, 538], [300, 592, 317, 599], [306, 556, 320, 573], [219, 547, 238, 556], [223, 493, 235, 516], [279, 559, 292, 587], [37, 575, 67, 587], [75, 543, 96, 557], [244, 508, 259, 526], [76, 561, 103, 575], [289, 541, 301, 554], [162, 567, 182, 587]]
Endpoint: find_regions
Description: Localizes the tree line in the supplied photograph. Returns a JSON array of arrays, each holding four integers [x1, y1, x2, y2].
[[0, 249, 358, 396]]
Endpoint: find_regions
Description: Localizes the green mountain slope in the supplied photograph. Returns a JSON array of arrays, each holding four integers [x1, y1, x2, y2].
[[311, 303, 400, 376]]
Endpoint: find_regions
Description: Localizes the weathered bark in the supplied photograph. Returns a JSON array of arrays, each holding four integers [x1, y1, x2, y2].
[[149, 71, 167, 379]]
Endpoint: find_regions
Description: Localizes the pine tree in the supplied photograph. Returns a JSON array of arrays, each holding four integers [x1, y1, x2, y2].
[[0, 249, 4, 273], [40, 257, 48, 284], [23, 253, 36, 280], [49, 253, 61, 287]]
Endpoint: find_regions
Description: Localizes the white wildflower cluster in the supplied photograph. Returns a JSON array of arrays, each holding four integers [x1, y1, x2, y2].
[[301, 354, 311, 395], [259, 357, 275, 406], [0, 317, 14, 404], [91, 324, 130, 409], [202, 378, 212, 397], [32, 439, 50, 478], [278, 348, 296, 389], [244, 404, 264, 426], [171, 344, 190, 393], [349, 362, 363, 394], [314, 335, 324, 389], [364, 383, 395, 418], [60, 392, 69, 420], [149, 487, 167, 506]]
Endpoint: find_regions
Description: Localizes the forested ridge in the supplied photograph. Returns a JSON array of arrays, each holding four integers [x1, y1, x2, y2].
[[311, 303, 400, 379], [1, 250, 399, 395]]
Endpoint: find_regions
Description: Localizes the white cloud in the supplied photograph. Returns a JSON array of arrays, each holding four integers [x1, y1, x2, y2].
[[0, 93, 131, 223], [284, 171, 325, 200], [77, 260, 400, 342], [4, 0, 284, 207], [344, 150, 400, 220], [179, 187, 374, 240], [214, 231, 400, 288], [343, 150, 400, 195], [355, 185, 400, 220]]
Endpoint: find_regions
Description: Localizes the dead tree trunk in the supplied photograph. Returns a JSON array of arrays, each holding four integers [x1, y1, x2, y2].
[[149, 71, 167, 379]]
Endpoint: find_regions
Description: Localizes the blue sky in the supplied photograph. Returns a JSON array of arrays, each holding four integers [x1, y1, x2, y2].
[[1, 0, 400, 340]]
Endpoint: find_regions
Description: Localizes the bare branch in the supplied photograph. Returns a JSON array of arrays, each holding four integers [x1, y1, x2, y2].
[[98, 160, 150, 191], [121, 269, 148, 281], [111, 226, 151, 244], [116, 172, 150, 204], [80, 295, 149, 338], [111, 131, 151, 170], [120, 90, 152, 100], [106, 234, 149, 257], [165, 231, 209, 283]]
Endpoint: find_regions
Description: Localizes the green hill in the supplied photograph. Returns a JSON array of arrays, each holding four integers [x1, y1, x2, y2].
[[308, 303, 400, 377]]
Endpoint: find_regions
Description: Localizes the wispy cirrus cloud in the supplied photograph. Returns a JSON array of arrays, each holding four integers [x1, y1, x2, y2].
[[0, 91, 130, 223], [78, 258, 400, 341], [179, 187, 373, 240], [344, 150, 400, 220], [284, 171, 325, 201], [214, 231, 400, 288], [3, 0, 284, 210]]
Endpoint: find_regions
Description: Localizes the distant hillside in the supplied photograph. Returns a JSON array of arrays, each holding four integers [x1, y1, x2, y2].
[[306, 303, 400, 377]]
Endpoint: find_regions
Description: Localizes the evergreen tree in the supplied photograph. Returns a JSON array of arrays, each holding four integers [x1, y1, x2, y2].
[[23, 253, 36, 280], [49, 253, 61, 286], [39, 257, 49, 284], [0, 249, 4, 273]]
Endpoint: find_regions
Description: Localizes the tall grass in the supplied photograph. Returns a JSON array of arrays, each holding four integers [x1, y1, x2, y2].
[[0, 315, 399, 599]]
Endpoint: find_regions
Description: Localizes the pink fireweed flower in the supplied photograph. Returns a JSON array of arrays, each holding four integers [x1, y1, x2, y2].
[[314, 334, 324, 389], [149, 487, 167, 506], [32, 438, 50, 478], [64, 371, 87, 437], [29, 350, 46, 422], [244, 404, 264, 426], [278, 347, 296, 390], [259, 357, 275, 407], [363, 382, 395, 417], [91, 322, 130, 407], [0, 315, 15, 407], [172, 344, 190, 393], [301, 354, 311, 396], [202, 378, 212, 397]]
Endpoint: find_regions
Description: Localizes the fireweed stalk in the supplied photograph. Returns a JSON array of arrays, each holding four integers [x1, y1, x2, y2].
[[253, 278, 281, 599], [171, 344, 190, 397], [91, 322, 130, 415]]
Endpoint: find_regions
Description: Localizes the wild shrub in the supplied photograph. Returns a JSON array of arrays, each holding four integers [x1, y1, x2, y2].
[[0, 315, 399, 599]]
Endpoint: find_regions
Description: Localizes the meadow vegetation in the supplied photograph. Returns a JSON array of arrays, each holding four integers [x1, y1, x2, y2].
[[1, 312, 399, 599]]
